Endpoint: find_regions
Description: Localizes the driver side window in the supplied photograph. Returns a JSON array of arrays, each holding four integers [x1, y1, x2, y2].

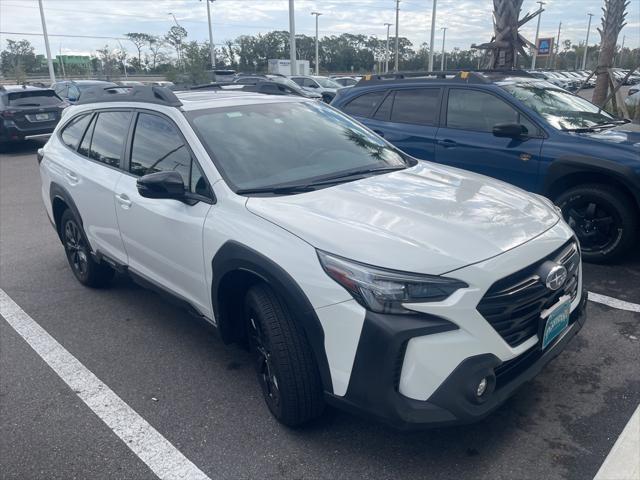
[[130, 113, 211, 197], [446, 89, 537, 135]]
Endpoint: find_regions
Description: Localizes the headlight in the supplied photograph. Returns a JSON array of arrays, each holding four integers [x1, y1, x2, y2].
[[317, 251, 468, 315]]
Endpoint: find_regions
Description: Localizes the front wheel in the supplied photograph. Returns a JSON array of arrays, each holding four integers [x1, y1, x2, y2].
[[244, 284, 324, 427], [555, 184, 638, 263]]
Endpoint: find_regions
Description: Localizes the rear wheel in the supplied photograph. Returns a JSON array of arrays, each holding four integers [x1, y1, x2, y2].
[[555, 184, 638, 263], [244, 284, 324, 426], [61, 209, 114, 287]]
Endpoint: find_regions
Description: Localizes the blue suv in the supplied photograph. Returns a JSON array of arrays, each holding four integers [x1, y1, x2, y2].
[[332, 71, 640, 263]]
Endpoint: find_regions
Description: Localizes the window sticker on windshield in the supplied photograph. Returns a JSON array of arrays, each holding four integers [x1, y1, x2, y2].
[[226, 112, 243, 118]]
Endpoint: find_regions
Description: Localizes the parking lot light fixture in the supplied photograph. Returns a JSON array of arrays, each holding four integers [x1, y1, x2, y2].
[[311, 12, 322, 76], [384, 23, 392, 73], [531, 1, 546, 70], [582, 13, 594, 70], [289, 0, 297, 75], [428, 0, 437, 72], [440, 27, 447, 71], [204, 0, 216, 69], [394, 0, 400, 72], [38, 0, 55, 84]]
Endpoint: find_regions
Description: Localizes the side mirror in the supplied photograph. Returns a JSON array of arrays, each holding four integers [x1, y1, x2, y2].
[[137, 171, 185, 200], [308, 83, 318, 88], [493, 123, 528, 138]]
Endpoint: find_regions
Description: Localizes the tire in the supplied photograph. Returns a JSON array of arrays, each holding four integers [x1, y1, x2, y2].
[[244, 283, 324, 427], [555, 184, 638, 263], [60, 209, 115, 287]]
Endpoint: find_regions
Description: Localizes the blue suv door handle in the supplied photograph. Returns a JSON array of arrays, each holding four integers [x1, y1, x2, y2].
[[437, 139, 458, 148]]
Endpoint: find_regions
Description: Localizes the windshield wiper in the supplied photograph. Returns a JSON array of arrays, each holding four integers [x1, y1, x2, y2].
[[236, 184, 318, 195], [562, 119, 630, 133], [310, 165, 407, 184], [236, 165, 407, 195]]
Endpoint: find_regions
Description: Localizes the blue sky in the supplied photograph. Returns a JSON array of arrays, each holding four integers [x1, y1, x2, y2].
[[0, 0, 638, 58]]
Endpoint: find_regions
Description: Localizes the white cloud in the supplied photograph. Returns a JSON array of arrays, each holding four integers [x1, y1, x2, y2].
[[0, 0, 637, 57]]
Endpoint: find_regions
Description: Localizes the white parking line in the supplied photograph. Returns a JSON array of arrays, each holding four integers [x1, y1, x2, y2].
[[594, 404, 640, 480], [0, 289, 211, 480], [588, 292, 640, 313]]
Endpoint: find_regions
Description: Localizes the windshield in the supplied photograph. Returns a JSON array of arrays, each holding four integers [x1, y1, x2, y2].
[[501, 83, 616, 130], [7, 90, 62, 106], [314, 77, 341, 89], [187, 101, 408, 192]]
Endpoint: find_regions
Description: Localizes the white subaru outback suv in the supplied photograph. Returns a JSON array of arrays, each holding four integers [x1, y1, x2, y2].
[[39, 86, 587, 429]]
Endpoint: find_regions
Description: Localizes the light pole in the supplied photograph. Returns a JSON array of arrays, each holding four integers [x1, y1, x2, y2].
[[394, 0, 400, 72], [428, 0, 437, 71], [553, 21, 562, 69], [440, 27, 447, 71], [38, 0, 55, 83], [582, 13, 593, 70], [289, 0, 297, 75], [384, 23, 392, 73], [531, 1, 545, 69], [311, 12, 322, 75], [168, 13, 184, 71], [204, 0, 216, 69]]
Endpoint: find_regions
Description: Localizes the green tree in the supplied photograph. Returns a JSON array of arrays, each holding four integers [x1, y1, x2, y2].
[[165, 26, 188, 70], [125, 33, 152, 72], [1, 39, 38, 81]]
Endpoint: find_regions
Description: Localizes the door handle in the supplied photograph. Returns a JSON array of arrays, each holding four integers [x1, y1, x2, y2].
[[115, 193, 132, 209], [373, 129, 385, 138], [65, 170, 78, 183], [437, 139, 458, 148]]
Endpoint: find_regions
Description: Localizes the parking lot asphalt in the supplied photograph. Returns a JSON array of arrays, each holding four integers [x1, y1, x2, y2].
[[1, 139, 639, 480]]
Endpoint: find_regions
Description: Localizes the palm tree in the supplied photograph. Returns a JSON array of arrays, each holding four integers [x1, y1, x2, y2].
[[472, 0, 542, 69], [592, 0, 630, 107]]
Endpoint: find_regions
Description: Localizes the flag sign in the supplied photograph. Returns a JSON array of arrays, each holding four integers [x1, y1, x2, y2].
[[537, 37, 554, 56]]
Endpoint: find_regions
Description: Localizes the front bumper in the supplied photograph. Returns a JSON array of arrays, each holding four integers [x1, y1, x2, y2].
[[326, 289, 587, 430]]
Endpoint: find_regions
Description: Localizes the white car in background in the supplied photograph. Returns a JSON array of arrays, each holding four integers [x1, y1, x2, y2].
[[290, 75, 342, 102], [38, 85, 586, 429]]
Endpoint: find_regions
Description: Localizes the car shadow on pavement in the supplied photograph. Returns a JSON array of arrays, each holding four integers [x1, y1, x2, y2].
[[0, 138, 48, 155]]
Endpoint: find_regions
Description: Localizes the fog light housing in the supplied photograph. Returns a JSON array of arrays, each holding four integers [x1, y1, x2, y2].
[[476, 378, 488, 397]]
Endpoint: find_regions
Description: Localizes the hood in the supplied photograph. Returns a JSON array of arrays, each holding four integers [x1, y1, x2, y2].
[[246, 162, 560, 274], [576, 126, 640, 149]]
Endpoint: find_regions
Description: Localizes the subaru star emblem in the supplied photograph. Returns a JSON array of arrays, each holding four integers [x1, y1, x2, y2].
[[546, 265, 567, 291]]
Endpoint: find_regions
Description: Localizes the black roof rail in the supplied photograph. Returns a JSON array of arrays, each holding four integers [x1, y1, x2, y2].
[[189, 82, 237, 90], [357, 69, 535, 86], [75, 85, 183, 107]]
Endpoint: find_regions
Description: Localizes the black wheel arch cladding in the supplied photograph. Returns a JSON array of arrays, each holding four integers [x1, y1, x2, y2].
[[543, 156, 640, 209], [49, 182, 84, 242], [211, 240, 334, 394]]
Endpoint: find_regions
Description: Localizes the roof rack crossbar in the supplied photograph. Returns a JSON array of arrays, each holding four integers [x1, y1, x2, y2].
[[75, 85, 183, 107]]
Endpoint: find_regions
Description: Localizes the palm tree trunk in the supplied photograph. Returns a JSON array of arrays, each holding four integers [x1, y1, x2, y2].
[[592, 0, 629, 107]]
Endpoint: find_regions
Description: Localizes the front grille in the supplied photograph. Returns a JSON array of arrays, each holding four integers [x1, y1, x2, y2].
[[477, 240, 580, 348]]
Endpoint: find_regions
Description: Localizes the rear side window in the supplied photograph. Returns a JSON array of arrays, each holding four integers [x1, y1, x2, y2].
[[390, 89, 440, 125], [61, 114, 92, 150], [343, 91, 386, 117], [7, 90, 61, 106], [130, 113, 208, 196], [88, 111, 131, 167]]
